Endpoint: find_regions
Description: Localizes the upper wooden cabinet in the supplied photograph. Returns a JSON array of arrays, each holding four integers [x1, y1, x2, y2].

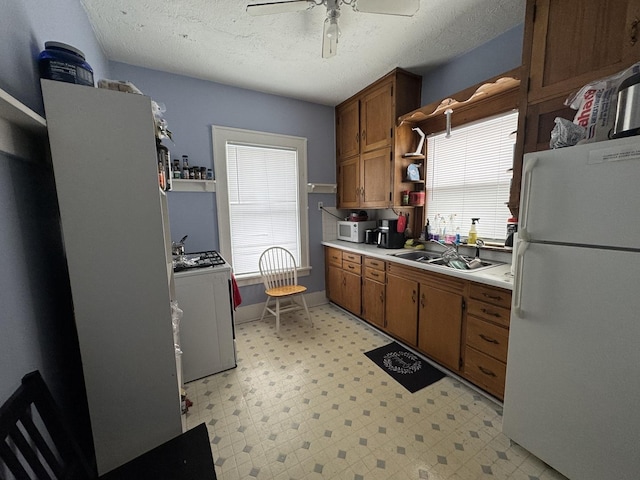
[[335, 69, 422, 209], [510, 0, 640, 216], [527, 0, 640, 104]]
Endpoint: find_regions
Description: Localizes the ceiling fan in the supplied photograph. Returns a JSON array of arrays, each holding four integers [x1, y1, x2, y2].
[[246, 0, 420, 58]]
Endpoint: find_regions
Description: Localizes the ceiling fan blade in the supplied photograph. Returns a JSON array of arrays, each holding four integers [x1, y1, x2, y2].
[[246, 0, 315, 16], [322, 18, 338, 59], [353, 0, 420, 16]]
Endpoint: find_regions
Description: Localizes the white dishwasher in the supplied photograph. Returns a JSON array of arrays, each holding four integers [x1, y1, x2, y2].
[[174, 252, 236, 382]]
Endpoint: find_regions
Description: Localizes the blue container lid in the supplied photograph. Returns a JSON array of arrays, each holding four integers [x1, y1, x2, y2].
[[44, 41, 86, 60]]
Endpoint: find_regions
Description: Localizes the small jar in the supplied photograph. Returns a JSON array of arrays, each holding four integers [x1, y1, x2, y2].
[[401, 190, 410, 206], [206, 168, 213, 180]]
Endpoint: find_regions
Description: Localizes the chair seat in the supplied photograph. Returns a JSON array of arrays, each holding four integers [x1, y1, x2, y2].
[[266, 285, 307, 297]]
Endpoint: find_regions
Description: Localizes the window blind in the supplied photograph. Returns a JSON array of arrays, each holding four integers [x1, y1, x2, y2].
[[226, 143, 301, 275], [425, 110, 518, 241]]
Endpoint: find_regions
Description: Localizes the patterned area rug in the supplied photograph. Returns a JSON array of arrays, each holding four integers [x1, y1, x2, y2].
[[364, 342, 446, 393]]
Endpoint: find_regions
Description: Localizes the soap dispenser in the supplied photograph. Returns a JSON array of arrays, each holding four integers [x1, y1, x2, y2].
[[468, 218, 479, 244]]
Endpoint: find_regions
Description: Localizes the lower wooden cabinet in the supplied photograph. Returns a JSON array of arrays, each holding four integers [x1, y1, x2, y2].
[[463, 283, 512, 400], [418, 277, 465, 373], [326, 247, 362, 316], [325, 246, 512, 400], [362, 257, 386, 329], [385, 271, 419, 346]]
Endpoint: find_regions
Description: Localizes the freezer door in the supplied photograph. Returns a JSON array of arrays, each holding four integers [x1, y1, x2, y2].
[[503, 243, 640, 480], [519, 137, 640, 250]]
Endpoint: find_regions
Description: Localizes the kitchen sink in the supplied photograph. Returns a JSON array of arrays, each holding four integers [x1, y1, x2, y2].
[[391, 251, 442, 262], [391, 250, 501, 271]]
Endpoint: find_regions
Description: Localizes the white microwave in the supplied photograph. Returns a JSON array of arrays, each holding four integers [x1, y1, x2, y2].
[[337, 220, 377, 243]]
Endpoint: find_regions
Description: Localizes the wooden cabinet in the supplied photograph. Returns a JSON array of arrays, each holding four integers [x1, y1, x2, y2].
[[463, 283, 512, 400], [325, 244, 514, 400], [527, 0, 640, 104], [385, 264, 419, 346], [335, 69, 422, 209], [325, 247, 362, 316], [418, 273, 465, 372], [511, 0, 640, 214], [362, 257, 386, 329]]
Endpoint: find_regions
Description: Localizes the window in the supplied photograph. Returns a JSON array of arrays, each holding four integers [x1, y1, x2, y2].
[[212, 126, 309, 284], [425, 110, 518, 241]]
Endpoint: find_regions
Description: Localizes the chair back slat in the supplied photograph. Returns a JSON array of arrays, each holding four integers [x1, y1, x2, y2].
[[259, 247, 298, 291], [0, 372, 96, 480]]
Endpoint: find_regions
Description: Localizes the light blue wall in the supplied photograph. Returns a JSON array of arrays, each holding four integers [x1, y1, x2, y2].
[[0, 0, 109, 456], [419, 24, 524, 105], [109, 62, 336, 306]]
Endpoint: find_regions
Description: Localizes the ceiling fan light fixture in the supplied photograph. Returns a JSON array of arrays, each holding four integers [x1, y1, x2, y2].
[[326, 17, 341, 39]]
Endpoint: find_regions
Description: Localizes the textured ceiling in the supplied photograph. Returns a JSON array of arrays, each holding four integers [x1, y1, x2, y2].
[[80, 0, 525, 106]]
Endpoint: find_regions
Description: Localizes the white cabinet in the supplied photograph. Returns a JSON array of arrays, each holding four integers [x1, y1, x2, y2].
[[41, 80, 182, 475], [175, 267, 236, 383]]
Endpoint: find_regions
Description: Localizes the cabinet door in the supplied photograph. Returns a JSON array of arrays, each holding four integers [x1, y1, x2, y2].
[[327, 264, 343, 305], [360, 81, 393, 153], [528, 0, 640, 103], [342, 270, 362, 316], [361, 147, 391, 208], [385, 273, 418, 346], [418, 284, 463, 372], [337, 156, 360, 208], [362, 278, 385, 329], [336, 99, 360, 159]]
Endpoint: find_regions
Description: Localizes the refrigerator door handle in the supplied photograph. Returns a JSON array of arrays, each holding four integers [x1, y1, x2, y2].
[[519, 157, 538, 239], [512, 238, 529, 318]]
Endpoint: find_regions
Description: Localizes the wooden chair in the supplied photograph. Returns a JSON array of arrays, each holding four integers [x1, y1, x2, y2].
[[0, 371, 96, 479], [0, 371, 217, 480], [258, 247, 312, 333]]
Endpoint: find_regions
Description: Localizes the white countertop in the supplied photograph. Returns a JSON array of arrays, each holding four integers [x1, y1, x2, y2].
[[322, 240, 513, 290]]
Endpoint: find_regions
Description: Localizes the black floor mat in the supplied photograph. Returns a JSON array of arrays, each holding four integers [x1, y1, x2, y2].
[[364, 342, 446, 393]]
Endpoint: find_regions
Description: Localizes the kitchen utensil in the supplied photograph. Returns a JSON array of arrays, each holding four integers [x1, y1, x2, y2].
[[172, 235, 188, 256]]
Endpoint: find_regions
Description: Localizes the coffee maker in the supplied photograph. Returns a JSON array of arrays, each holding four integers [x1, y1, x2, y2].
[[377, 219, 405, 249]]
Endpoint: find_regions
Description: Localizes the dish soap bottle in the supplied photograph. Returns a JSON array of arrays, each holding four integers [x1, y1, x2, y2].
[[468, 218, 479, 244]]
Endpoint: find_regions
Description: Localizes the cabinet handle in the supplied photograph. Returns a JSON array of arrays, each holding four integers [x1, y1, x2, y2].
[[371, 272, 379, 277], [355, 132, 359, 144], [379, 292, 384, 303], [347, 264, 354, 270], [482, 293, 502, 301], [420, 292, 425, 308], [480, 308, 501, 318], [412, 290, 417, 303], [631, 17, 639, 46], [479, 334, 499, 345], [478, 366, 497, 377], [362, 130, 366, 141]]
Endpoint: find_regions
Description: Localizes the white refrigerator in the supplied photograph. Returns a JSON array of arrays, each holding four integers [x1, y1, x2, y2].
[[503, 137, 640, 480]]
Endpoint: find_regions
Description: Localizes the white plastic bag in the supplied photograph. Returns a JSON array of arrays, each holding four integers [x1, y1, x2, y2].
[[565, 62, 640, 143]]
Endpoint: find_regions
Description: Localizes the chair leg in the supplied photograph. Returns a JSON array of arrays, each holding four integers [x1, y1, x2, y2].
[[300, 294, 312, 328], [275, 298, 280, 334], [260, 297, 269, 322]]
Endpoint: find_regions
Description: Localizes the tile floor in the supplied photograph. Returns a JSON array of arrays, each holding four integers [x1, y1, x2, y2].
[[184, 304, 568, 480]]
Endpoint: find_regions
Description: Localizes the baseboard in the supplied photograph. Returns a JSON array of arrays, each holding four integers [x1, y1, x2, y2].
[[234, 290, 329, 324]]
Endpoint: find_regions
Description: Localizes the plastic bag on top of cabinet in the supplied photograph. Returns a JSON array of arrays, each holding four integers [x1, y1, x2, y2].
[[565, 61, 640, 143]]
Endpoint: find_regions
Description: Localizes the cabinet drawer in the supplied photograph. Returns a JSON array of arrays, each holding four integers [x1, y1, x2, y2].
[[466, 299, 510, 328], [343, 252, 362, 264], [327, 248, 342, 267], [464, 347, 506, 400], [364, 257, 385, 271], [343, 260, 362, 275], [465, 316, 509, 363], [468, 283, 512, 310], [364, 266, 385, 282]]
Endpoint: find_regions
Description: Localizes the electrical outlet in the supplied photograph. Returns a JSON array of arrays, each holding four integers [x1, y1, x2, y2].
[[317, 201, 324, 211]]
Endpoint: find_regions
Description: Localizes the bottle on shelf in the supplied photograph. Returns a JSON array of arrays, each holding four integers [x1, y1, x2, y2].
[[182, 155, 189, 179]]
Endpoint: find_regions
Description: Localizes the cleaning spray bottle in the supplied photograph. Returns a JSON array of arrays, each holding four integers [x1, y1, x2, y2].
[[468, 218, 480, 244]]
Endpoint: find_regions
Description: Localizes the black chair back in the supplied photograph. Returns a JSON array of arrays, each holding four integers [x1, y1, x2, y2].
[[0, 371, 96, 479]]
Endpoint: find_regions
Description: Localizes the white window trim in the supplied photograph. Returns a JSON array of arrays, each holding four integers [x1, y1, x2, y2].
[[212, 126, 310, 286]]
